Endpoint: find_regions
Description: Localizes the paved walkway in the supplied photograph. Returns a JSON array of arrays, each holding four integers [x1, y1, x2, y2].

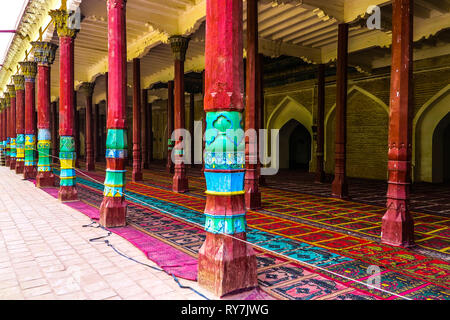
[[0, 167, 212, 300]]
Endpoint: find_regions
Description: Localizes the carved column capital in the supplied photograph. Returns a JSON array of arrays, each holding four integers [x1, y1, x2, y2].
[[0, 98, 6, 111], [168, 36, 190, 61], [12, 75, 25, 91], [49, 9, 79, 38], [19, 62, 37, 82], [3, 93, 10, 106], [7, 84, 16, 98], [31, 41, 58, 66]]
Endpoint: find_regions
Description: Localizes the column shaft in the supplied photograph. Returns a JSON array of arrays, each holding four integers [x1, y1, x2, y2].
[[148, 102, 153, 163], [244, 0, 261, 209], [189, 92, 195, 167], [81, 83, 95, 171], [132, 58, 143, 181], [331, 23, 349, 198], [8, 85, 17, 170], [141, 89, 148, 169], [315, 64, 326, 183], [166, 80, 174, 173], [94, 103, 99, 162]]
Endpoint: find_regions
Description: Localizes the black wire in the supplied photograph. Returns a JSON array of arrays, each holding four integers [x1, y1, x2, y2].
[[83, 220, 209, 300]]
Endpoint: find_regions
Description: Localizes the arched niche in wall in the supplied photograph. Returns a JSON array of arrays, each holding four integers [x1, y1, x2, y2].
[[324, 86, 389, 180], [413, 84, 450, 183], [265, 96, 313, 171]]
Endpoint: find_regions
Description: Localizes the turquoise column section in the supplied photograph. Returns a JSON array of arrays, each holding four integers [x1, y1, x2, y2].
[[203, 111, 247, 234]]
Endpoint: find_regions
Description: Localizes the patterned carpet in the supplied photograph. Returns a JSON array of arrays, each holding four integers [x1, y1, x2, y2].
[[82, 162, 450, 257], [52, 165, 450, 300]]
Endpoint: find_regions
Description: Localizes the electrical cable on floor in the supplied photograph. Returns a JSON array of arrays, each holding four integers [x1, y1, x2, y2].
[[27, 148, 413, 300], [82, 219, 209, 300]]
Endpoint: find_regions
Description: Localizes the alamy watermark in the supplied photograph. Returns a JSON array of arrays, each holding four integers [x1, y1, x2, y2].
[[170, 122, 280, 176]]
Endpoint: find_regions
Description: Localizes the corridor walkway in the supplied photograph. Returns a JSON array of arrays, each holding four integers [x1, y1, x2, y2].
[[0, 167, 211, 300]]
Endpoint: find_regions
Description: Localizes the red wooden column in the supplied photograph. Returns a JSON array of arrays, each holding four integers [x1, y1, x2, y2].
[[13, 75, 25, 174], [20, 61, 38, 179], [80, 82, 95, 171], [94, 103, 99, 162], [141, 89, 148, 169], [257, 53, 266, 187], [50, 8, 79, 201], [0, 98, 5, 167], [169, 36, 190, 193], [7, 84, 16, 170], [244, 0, 261, 209], [331, 23, 349, 199], [315, 64, 326, 183], [74, 94, 80, 167], [99, 0, 128, 227], [148, 101, 153, 163], [189, 92, 195, 167], [166, 80, 174, 173], [198, 0, 257, 297], [132, 58, 143, 182], [32, 41, 58, 187], [201, 70, 205, 172], [4, 92, 11, 167], [382, 0, 415, 247], [51, 101, 58, 162]]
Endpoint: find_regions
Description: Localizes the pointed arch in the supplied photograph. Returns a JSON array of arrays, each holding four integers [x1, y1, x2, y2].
[[324, 85, 389, 161], [413, 84, 450, 183], [265, 96, 313, 170]]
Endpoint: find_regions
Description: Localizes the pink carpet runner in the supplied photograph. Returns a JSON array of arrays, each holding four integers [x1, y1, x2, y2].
[[34, 181, 198, 281]]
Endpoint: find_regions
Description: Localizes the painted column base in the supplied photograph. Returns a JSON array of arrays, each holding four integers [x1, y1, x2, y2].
[[381, 199, 415, 247], [36, 172, 56, 188], [23, 166, 37, 179], [58, 185, 78, 202], [9, 158, 16, 170], [99, 197, 127, 227], [331, 175, 348, 199], [132, 171, 143, 182], [5, 156, 10, 167], [173, 165, 188, 193], [15, 162, 24, 174], [198, 232, 258, 297]]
